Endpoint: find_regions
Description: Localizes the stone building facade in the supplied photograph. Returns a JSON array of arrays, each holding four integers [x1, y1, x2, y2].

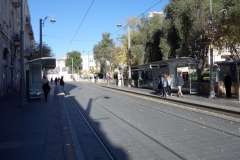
[[0, 0, 35, 97]]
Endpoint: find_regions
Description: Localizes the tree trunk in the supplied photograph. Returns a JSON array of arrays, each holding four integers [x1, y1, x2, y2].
[[232, 47, 240, 102], [234, 58, 240, 102]]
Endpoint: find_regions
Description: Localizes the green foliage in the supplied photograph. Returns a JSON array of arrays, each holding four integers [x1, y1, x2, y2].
[[32, 43, 54, 59], [131, 14, 164, 64], [90, 0, 240, 74], [65, 50, 82, 73], [93, 33, 116, 72]]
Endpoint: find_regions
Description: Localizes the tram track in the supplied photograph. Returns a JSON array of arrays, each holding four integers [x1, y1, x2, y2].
[[64, 83, 240, 159], [68, 86, 188, 160], [66, 93, 115, 160], [101, 85, 240, 119], [99, 85, 240, 138]]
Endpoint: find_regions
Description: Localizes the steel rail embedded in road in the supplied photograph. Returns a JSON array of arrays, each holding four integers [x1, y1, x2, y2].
[[68, 95, 115, 160], [100, 85, 240, 138], [76, 87, 188, 160], [101, 85, 240, 118]]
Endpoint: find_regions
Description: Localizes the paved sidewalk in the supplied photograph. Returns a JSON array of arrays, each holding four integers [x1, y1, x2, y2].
[[0, 84, 84, 160], [100, 84, 240, 117]]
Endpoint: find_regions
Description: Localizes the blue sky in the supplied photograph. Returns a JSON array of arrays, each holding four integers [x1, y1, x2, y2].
[[28, 0, 169, 59]]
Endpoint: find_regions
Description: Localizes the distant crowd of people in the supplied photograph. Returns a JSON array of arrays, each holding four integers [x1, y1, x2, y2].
[[42, 76, 65, 101], [157, 72, 184, 98], [157, 72, 232, 98]]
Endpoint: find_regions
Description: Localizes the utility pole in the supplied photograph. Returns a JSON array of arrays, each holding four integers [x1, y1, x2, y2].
[[209, 0, 217, 99]]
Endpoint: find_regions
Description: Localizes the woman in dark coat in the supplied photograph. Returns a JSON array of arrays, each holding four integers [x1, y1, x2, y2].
[[42, 76, 50, 101], [54, 77, 58, 85]]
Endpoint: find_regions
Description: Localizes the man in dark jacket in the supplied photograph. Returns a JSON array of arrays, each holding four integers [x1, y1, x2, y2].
[[223, 73, 232, 98], [176, 72, 184, 97]]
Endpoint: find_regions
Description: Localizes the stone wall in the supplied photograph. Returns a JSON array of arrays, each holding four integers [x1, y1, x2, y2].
[[200, 81, 238, 95]]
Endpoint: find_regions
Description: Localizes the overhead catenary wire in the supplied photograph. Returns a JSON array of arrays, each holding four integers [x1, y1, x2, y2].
[[43, 35, 98, 42], [67, 0, 95, 52], [111, 0, 164, 37]]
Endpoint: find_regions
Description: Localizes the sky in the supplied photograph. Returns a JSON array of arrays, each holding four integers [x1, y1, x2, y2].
[[28, 0, 169, 59]]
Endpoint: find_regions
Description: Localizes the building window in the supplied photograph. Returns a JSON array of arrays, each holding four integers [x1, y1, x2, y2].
[[62, 67, 67, 72]]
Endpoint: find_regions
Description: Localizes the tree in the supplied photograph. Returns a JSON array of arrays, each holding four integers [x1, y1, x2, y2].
[[32, 43, 54, 59], [213, 0, 240, 101], [162, 0, 217, 74], [124, 15, 165, 64], [93, 33, 115, 73], [65, 50, 82, 74]]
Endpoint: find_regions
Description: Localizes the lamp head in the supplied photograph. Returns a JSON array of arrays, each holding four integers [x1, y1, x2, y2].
[[117, 23, 122, 28], [219, 9, 229, 20], [50, 18, 56, 23]]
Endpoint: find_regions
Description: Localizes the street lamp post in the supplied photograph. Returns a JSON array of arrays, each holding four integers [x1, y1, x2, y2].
[[19, 0, 28, 107], [39, 15, 56, 58], [208, 0, 228, 99], [209, 0, 216, 99], [71, 57, 73, 77], [117, 23, 131, 87]]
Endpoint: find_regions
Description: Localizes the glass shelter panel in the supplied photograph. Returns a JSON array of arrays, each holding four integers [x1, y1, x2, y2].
[[176, 65, 199, 94], [29, 64, 42, 99], [189, 64, 198, 94]]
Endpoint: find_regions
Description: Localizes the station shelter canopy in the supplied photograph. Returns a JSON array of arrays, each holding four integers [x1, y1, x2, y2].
[[27, 57, 56, 69], [134, 57, 199, 70]]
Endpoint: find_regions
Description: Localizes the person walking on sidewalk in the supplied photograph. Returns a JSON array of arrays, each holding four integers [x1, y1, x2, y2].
[[223, 73, 232, 98], [42, 75, 51, 101], [55, 77, 58, 86], [60, 76, 65, 92], [176, 72, 184, 97]]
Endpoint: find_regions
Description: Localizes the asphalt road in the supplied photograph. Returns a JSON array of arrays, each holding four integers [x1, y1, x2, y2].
[[64, 81, 240, 160]]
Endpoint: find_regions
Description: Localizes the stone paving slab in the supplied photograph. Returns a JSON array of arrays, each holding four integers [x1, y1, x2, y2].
[[0, 84, 84, 160]]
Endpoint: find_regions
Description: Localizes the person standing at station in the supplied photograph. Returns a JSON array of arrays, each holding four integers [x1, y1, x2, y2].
[[167, 74, 172, 96], [54, 77, 58, 86], [158, 74, 163, 96], [42, 75, 50, 101], [161, 74, 168, 97], [176, 72, 184, 97], [223, 73, 232, 98]]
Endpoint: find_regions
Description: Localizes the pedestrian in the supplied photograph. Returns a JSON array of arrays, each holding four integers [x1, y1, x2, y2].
[[51, 77, 53, 84], [223, 73, 232, 98], [55, 77, 58, 86], [176, 72, 184, 97], [158, 74, 163, 96], [60, 76, 65, 92], [42, 75, 51, 101], [161, 74, 168, 97], [167, 74, 172, 96]]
